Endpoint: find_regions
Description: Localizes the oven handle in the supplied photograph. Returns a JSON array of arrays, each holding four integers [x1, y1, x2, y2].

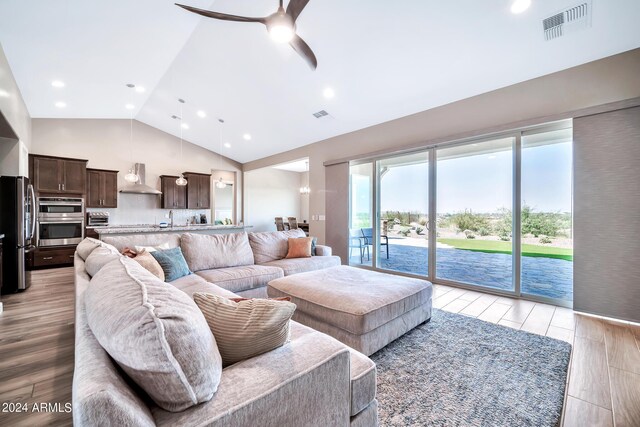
[[38, 220, 85, 225], [37, 201, 84, 206]]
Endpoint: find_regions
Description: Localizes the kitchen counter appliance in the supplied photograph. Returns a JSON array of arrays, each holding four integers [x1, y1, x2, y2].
[[87, 211, 109, 227]]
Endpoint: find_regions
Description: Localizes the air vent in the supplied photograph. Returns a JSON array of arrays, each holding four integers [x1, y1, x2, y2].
[[543, 1, 591, 41], [313, 110, 329, 119]]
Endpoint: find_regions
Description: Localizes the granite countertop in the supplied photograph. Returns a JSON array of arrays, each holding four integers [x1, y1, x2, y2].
[[94, 224, 249, 235]]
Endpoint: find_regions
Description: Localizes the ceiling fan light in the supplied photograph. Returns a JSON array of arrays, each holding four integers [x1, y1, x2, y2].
[[269, 24, 294, 43], [176, 174, 188, 186]]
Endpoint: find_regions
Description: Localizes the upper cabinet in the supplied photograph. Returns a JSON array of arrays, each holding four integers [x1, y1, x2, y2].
[[86, 168, 118, 208], [160, 175, 187, 209], [183, 172, 211, 209], [30, 155, 88, 195]]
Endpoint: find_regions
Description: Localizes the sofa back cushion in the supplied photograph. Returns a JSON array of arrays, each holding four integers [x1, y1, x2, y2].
[[180, 232, 255, 272], [84, 247, 121, 277], [249, 229, 306, 264], [85, 257, 223, 412], [76, 237, 119, 261], [101, 233, 181, 253]]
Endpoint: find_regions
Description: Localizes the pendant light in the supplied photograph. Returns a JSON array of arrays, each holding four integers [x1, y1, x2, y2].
[[215, 118, 227, 189], [175, 98, 188, 186], [124, 83, 139, 184]]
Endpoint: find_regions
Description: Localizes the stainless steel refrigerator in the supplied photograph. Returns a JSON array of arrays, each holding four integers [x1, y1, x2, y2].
[[0, 176, 36, 293]]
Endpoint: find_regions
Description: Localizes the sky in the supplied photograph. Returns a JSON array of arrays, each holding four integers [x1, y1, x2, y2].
[[352, 141, 572, 216]]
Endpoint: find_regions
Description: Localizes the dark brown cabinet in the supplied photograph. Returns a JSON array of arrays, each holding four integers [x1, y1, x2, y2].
[[31, 247, 76, 268], [87, 168, 118, 208], [30, 155, 87, 195], [160, 175, 187, 209], [183, 172, 211, 209]]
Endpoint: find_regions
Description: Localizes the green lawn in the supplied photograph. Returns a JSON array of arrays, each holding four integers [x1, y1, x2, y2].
[[437, 238, 573, 261]]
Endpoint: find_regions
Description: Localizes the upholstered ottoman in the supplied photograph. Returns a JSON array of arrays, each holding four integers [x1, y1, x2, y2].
[[267, 265, 433, 356]]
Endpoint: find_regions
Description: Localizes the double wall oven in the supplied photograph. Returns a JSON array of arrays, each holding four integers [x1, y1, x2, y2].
[[37, 197, 85, 247]]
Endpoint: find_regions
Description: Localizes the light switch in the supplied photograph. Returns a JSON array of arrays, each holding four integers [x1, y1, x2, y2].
[[318, 215, 326, 221]]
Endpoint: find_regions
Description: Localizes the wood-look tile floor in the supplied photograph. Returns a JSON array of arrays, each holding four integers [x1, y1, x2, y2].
[[0, 268, 638, 426]]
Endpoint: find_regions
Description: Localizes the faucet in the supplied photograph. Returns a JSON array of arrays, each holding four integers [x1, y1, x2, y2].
[[169, 210, 174, 228]]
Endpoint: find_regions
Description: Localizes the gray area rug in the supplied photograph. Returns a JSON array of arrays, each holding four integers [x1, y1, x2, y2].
[[370, 309, 572, 427]]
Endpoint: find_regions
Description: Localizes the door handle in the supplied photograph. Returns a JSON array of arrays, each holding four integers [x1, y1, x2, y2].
[[62, 183, 65, 191], [43, 256, 53, 260], [58, 184, 61, 190]]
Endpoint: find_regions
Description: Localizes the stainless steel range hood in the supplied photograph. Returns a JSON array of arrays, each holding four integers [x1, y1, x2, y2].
[[119, 163, 162, 195]]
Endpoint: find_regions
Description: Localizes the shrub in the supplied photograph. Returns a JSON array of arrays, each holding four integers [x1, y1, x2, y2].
[[464, 230, 476, 239], [478, 227, 491, 236], [451, 210, 489, 233], [418, 216, 428, 226], [539, 236, 552, 244]]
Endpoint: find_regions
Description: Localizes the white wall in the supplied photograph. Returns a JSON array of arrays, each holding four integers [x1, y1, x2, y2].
[[31, 118, 243, 226], [244, 168, 302, 232]]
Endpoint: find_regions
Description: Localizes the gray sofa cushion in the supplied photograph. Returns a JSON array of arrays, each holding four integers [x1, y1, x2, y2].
[[348, 349, 377, 416], [77, 237, 119, 261], [84, 247, 121, 277], [261, 255, 341, 276], [181, 232, 255, 272], [268, 265, 432, 335], [170, 274, 239, 299], [248, 229, 306, 264], [152, 322, 352, 427], [195, 265, 284, 294], [101, 233, 181, 252], [85, 257, 223, 412]]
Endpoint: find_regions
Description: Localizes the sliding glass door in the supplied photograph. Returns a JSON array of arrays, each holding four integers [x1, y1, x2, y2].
[[521, 128, 573, 302], [347, 122, 573, 305], [377, 152, 429, 276], [349, 162, 373, 267], [435, 138, 514, 291]]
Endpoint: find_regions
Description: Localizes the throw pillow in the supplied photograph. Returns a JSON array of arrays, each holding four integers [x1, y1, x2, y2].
[[85, 247, 121, 277], [230, 296, 291, 303], [193, 293, 296, 367], [133, 249, 165, 281], [285, 237, 313, 259], [310, 236, 318, 256], [85, 257, 222, 412], [150, 247, 191, 282]]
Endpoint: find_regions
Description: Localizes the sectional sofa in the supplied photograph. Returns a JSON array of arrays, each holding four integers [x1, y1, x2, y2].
[[73, 230, 378, 426]]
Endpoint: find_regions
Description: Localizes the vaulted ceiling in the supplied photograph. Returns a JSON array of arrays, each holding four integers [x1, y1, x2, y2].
[[1, 0, 639, 163]]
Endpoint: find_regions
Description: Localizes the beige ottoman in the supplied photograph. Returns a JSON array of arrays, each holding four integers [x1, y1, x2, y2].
[[267, 265, 433, 356]]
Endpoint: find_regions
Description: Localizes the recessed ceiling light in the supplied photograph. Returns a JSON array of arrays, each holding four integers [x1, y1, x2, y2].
[[323, 87, 335, 99], [181, 123, 190, 129], [51, 80, 65, 88], [0, 89, 9, 98], [224, 142, 231, 148], [55, 101, 66, 108], [243, 133, 252, 141], [125, 104, 135, 110], [197, 110, 207, 118], [134, 86, 145, 93], [511, 0, 531, 14]]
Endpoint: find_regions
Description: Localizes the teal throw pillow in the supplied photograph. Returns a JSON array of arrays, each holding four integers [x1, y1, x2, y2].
[[150, 247, 191, 282]]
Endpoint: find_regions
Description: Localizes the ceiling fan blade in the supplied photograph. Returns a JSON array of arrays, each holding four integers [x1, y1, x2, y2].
[[289, 34, 317, 70], [175, 3, 266, 23], [286, 0, 310, 22]]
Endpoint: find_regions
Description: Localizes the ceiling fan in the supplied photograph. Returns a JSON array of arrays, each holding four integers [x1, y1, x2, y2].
[[176, 0, 317, 70]]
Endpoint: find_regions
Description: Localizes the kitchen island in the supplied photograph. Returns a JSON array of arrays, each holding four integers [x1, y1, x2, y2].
[[93, 224, 252, 239]]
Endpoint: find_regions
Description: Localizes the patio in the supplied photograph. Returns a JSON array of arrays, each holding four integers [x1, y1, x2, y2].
[[349, 242, 573, 301]]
